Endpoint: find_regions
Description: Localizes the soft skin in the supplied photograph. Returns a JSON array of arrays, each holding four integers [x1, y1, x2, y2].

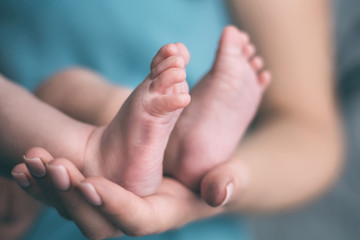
[[34, 26, 270, 192], [28, 0, 342, 212], [3, 0, 342, 239]]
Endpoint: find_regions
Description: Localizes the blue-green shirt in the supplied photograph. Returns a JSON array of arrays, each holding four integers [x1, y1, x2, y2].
[[0, 1, 249, 239]]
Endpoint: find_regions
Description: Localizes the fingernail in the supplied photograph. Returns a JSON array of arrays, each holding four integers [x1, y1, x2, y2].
[[220, 182, 234, 207], [12, 171, 30, 187], [47, 164, 71, 191], [23, 155, 46, 178], [78, 182, 102, 206]]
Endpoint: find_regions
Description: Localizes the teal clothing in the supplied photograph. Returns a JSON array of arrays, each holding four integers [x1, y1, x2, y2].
[[0, 0, 230, 90], [1, 1, 250, 239]]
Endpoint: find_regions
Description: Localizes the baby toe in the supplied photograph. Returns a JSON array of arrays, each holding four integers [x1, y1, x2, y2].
[[258, 70, 271, 88], [150, 56, 185, 79], [243, 43, 256, 59], [151, 93, 191, 113], [150, 67, 186, 94], [175, 42, 190, 65], [250, 56, 264, 72], [150, 43, 179, 70]]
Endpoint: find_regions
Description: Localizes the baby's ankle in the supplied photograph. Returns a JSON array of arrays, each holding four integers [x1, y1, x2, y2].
[[95, 87, 132, 126], [81, 126, 105, 176]]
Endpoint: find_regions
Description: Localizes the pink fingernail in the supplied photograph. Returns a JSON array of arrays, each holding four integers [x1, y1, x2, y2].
[[220, 182, 234, 207], [47, 164, 71, 191], [23, 155, 46, 178], [12, 171, 30, 187], [78, 182, 102, 206]]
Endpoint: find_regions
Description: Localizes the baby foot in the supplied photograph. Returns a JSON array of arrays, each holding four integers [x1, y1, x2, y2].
[[84, 43, 191, 196], [165, 26, 271, 190]]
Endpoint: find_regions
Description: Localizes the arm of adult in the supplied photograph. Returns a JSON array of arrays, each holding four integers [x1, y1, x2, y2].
[[0, 75, 94, 177], [0, 75, 98, 239], [200, 0, 343, 212]]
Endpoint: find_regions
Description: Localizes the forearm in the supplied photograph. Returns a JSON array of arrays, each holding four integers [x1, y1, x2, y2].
[[229, 0, 334, 116], [0, 76, 94, 176], [229, 113, 343, 213], [223, 0, 343, 212]]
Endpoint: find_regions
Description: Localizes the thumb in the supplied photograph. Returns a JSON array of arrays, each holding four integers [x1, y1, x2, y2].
[[200, 159, 250, 207]]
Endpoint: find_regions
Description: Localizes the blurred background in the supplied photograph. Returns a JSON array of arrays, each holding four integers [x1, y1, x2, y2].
[[250, 0, 360, 239], [1, 0, 359, 239]]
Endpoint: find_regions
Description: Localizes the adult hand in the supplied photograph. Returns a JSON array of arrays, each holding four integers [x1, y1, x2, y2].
[[11, 147, 225, 239], [200, 157, 250, 209]]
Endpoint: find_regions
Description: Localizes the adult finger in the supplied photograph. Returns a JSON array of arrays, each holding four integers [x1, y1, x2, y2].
[[12, 163, 44, 200], [46, 158, 122, 240], [200, 159, 250, 207], [12, 147, 61, 208], [11, 146, 54, 194], [22, 147, 74, 218]]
